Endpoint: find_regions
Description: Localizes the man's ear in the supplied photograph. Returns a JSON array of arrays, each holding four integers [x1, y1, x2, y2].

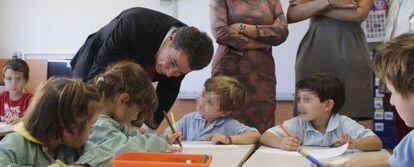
[[116, 93, 130, 105], [169, 32, 176, 41], [324, 99, 335, 112]]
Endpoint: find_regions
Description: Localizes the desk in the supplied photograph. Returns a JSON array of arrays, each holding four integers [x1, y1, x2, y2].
[[180, 141, 255, 167], [0, 122, 13, 137], [243, 146, 390, 167]]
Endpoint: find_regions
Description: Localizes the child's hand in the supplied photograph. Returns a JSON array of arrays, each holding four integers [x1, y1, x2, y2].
[[167, 145, 182, 152], [165, 131, 182, 145], [136, 127, 146, 134], [332, 132, 353, 147], [205, 134, 231, 144], [6, 117, 21, 125], [281, 136, 300, 151]]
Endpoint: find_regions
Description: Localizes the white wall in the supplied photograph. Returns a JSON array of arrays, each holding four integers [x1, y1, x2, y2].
[[0, 0, 162, 57], [0, 0, 309, 101]]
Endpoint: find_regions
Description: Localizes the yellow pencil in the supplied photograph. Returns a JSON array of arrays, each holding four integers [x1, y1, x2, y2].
[[56, 160, 68, 167], [170, 112, 177, 130]]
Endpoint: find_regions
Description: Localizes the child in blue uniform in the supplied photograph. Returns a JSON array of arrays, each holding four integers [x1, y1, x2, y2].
[[261, 74, 382, 151], [165, 76, 260, 144]]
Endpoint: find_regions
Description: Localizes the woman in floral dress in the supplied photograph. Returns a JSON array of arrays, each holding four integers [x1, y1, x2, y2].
[[210, 0, 288, 133]]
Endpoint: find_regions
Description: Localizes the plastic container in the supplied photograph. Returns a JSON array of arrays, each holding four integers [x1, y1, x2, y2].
[[113, 152, 212, 167]]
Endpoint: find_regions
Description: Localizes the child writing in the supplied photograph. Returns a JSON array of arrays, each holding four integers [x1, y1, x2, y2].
[[261, 74, 382, 151], [165, 76, 260, 144], [89, 61, 181, 154], [0, 58, 33, 125], [329, 33, 414, 167], [0, 77, 113, 166]]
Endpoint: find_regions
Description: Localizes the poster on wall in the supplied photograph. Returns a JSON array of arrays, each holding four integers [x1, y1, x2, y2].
[[362, 0, 388, 42]]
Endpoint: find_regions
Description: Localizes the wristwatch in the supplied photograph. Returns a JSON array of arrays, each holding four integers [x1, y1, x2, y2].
[[239, 23, 246, 34]]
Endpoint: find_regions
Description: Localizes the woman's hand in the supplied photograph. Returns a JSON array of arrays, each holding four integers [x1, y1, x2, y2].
[[329, 0, 358, 9]]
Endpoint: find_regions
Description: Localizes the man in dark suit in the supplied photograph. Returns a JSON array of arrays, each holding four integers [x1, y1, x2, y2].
[[70, 7, 214, 129]]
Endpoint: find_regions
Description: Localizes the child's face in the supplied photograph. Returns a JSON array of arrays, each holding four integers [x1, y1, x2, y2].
[[115, 103, 140, 126], [4, 69, 27, 93], [297, 90, 330, 121], [197, 92, 228, 122], [63, 112, 99, 149], [386, 83, 414, 127]]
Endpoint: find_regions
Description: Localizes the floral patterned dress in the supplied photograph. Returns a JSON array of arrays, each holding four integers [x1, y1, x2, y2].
[[210, 0, 288, 133]]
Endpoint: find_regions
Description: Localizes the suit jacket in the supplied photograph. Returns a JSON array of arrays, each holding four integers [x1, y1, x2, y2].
[[71, 7, 187, 126]]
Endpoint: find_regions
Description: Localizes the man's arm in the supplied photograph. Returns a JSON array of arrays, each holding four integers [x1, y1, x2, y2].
[[151, 75, 185, 129]]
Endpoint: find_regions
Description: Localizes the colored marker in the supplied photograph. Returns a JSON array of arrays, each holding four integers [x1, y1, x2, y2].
[[280, 124, 293, 137], [202, 154, 207, 163], [297, 148, 325, 167]]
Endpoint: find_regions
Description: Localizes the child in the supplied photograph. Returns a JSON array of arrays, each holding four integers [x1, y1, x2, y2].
[[165, 76, 260, 144], [0, 77, 113, 166], [0, 58, 32, 125], [89, 61, 181, 155], [331, 33, 414, 167], [261, 74, 382, 151]]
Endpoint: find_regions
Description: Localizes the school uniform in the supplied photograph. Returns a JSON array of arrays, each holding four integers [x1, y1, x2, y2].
[[266, 114, 376, 146], [89, 114, 168, 154], [388, 130, 414, 167], [165, 112, 258, 141], [0, 122, 113, 166]]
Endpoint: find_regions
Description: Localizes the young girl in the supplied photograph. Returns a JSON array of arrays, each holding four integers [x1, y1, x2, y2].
[[89, 61, 181, 155], [0, 77, 113, 166], [0, 58, 33, 125]]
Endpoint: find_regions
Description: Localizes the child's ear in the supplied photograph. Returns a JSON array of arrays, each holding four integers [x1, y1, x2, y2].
[[116, 93, 130, 105], [324, 99, 335, 112]]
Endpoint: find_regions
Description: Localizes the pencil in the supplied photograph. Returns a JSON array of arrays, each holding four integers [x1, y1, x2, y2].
[[55, 160, 68, 167], [163, 110, 183, 148], [297, 148, 325, 167], [280, 124, 293, 137], [170, 112, 177, 130]]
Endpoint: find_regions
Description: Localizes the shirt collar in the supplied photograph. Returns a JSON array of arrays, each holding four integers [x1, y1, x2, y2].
[[194, 112, 226, 127], [304, 114, 339, 133], [13, 122, 43, 144]]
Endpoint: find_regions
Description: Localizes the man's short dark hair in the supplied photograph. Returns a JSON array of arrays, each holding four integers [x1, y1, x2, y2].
[[296, 74, 345, 113], [171, 26, 214, 70]]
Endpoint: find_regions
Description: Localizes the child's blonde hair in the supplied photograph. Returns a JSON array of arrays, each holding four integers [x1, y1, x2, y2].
[[204, 76, 246, 112], [24, 77, 101, 143], [93, 61, 158, 127], [374, 33, 414, 98]]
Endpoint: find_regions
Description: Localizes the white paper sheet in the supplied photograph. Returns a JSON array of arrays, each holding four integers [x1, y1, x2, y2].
[[257, 143, 349, 160], [0, 122, 13, 133], [179, 141, 239, 148], [330, 157, 350, 165]]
